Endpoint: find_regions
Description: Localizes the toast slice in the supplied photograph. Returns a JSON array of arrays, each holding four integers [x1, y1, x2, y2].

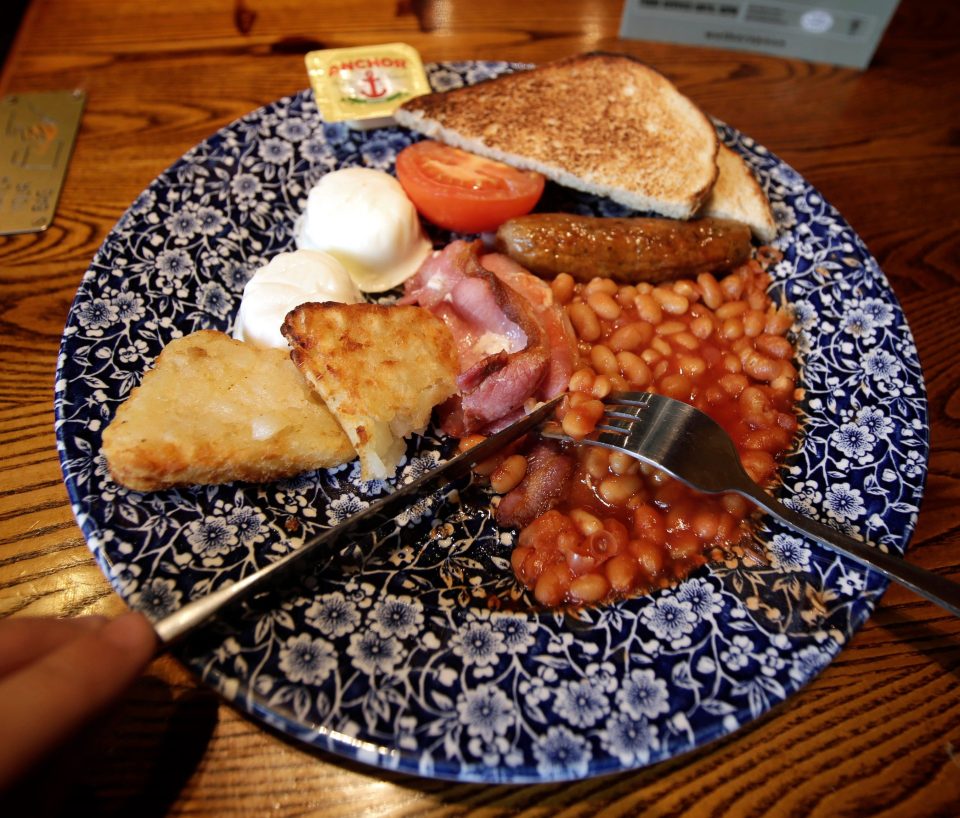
[[700, 144, 777, 243], [395, 52, 718, 220], [282, 303, 459, 481], [102, 330, 354, 491]]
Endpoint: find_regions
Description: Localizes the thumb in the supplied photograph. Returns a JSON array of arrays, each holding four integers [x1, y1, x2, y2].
[[0, 611, 158, 789]]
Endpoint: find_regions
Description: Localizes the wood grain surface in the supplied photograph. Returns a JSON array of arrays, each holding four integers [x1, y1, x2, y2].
[[2, 0, 959, 815]]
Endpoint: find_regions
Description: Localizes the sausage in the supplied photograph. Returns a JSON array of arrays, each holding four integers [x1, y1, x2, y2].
[[494, 214, 753, 284]]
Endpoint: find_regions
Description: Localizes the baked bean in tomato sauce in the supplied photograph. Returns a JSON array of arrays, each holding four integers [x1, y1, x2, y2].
[[478, 253, 798, 608]]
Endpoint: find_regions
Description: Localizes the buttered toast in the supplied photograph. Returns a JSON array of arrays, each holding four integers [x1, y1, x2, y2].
[[700, 144, 777, 243]]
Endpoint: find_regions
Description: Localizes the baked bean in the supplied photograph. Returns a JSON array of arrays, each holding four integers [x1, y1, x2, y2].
[[748, 289, 767, 311], [660, 374, 693, 400], [599, 474, 643, 505], [716, 301, 748, 319], [740, 386, 770, 415], [511, 545, 532, 582], [585, 276, 618, 296], [744, 428, 790, 454], [570, 508, 603, 537], [590, 344, 619, 377], [777, 362, 798, 387], [777, 412, 799, 433], [720, 273, 744, 300], [631, 539, 664, 576], [609, 321, 653, 351], [632, 505, 666, 544], [732, 337, 753, 356], [534, 563, 572, 607], [591, 374, 612, 399], [617, 351, 652, 387], [641, 348, 662, 365], [742, 350, 781, 382], [551, 273, 575, 305], [722, 494, 749, 517], [715, 511, 740, 543], [673, 279, 700, 302], [569, 573, 610, 604], [472, 454, 502, 476], [634, 293, 663, 324], [605, 555, 640, 592], [609, 450, 639, 476], [742, 450, 776, 483], [756, 333, 793, 360], [669, 531, 700, 560], [583, 447, 610, 479], [765, 307, 793, 335], [616, 285, 638, 307], [692, 510, 719, 542], [722, 353, 742, 374], [720, 317, 744, 340], [458, 434, 486, 454], [655, 320, 686, 336], [671, 332, 700, 351], [678, 354, 707, 378], [653, 359, 669, 380], [652, 287, 689, 315], [705, 385, 726, 405], [690, 314, 715, 339], [568, 367, 594, 394], [490, 454, 527, 494], [650, 337, 672, 357], [567, 390, 592, 408], [568, 301, 601, 341], [666, 502, 694, 533], [698, 273, 723, 309], [743, 310, 766, 338], [561, 398, 604, 438], [587, 291, 622, 321], [719, 373, 749, 397]]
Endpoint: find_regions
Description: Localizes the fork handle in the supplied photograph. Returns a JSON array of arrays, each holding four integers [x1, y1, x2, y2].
[[737, 481, 960, 618]]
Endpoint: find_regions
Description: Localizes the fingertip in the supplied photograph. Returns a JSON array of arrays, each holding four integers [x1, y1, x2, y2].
[[100, 611, 158, 661], [73, 614, 109, 631]]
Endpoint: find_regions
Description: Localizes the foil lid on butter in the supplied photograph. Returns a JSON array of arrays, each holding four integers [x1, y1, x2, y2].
[[305, 43, 430, 129]]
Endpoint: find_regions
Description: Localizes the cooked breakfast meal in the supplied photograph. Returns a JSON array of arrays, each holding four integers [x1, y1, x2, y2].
[[102, 51, 791, 608]]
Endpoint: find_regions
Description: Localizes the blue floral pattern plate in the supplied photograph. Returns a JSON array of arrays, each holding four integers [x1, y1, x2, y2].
[[54, 61, 928, 782]]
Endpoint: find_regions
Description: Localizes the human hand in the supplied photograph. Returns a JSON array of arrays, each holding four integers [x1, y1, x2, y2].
[[0, 612, 157, 790]]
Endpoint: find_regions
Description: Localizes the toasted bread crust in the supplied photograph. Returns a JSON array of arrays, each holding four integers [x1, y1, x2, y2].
[[396, 52, 718, 219], [282, 303, 459, 481], [102, 331, 354, 491], [700, 144, 777, 243]]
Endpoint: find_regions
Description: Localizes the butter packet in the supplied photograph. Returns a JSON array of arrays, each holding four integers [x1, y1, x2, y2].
[[305, 43, 431, 130]]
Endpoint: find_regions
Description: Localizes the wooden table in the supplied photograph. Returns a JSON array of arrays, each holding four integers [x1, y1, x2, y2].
[[2, 0, 959, 814]]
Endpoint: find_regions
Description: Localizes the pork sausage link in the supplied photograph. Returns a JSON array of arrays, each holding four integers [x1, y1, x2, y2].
[[494, 214, 753, 284]]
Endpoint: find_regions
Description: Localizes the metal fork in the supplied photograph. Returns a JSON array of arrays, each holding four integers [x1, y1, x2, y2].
[[546, 391, 960, 618]]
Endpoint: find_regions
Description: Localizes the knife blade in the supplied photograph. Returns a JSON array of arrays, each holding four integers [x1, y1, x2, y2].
[[153, 395, 562, 645]]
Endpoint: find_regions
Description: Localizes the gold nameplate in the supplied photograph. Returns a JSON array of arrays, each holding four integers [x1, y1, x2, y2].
[[0, 90, 85, 235]]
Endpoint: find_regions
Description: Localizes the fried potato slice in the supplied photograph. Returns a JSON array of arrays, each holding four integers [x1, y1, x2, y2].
[[282, 303, 459, 481], [102, 330, 354, 491]]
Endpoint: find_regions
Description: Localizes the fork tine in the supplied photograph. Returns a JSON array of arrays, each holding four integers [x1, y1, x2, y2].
[[604, 391, 654, 407], [595, 415, 632, 435]]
